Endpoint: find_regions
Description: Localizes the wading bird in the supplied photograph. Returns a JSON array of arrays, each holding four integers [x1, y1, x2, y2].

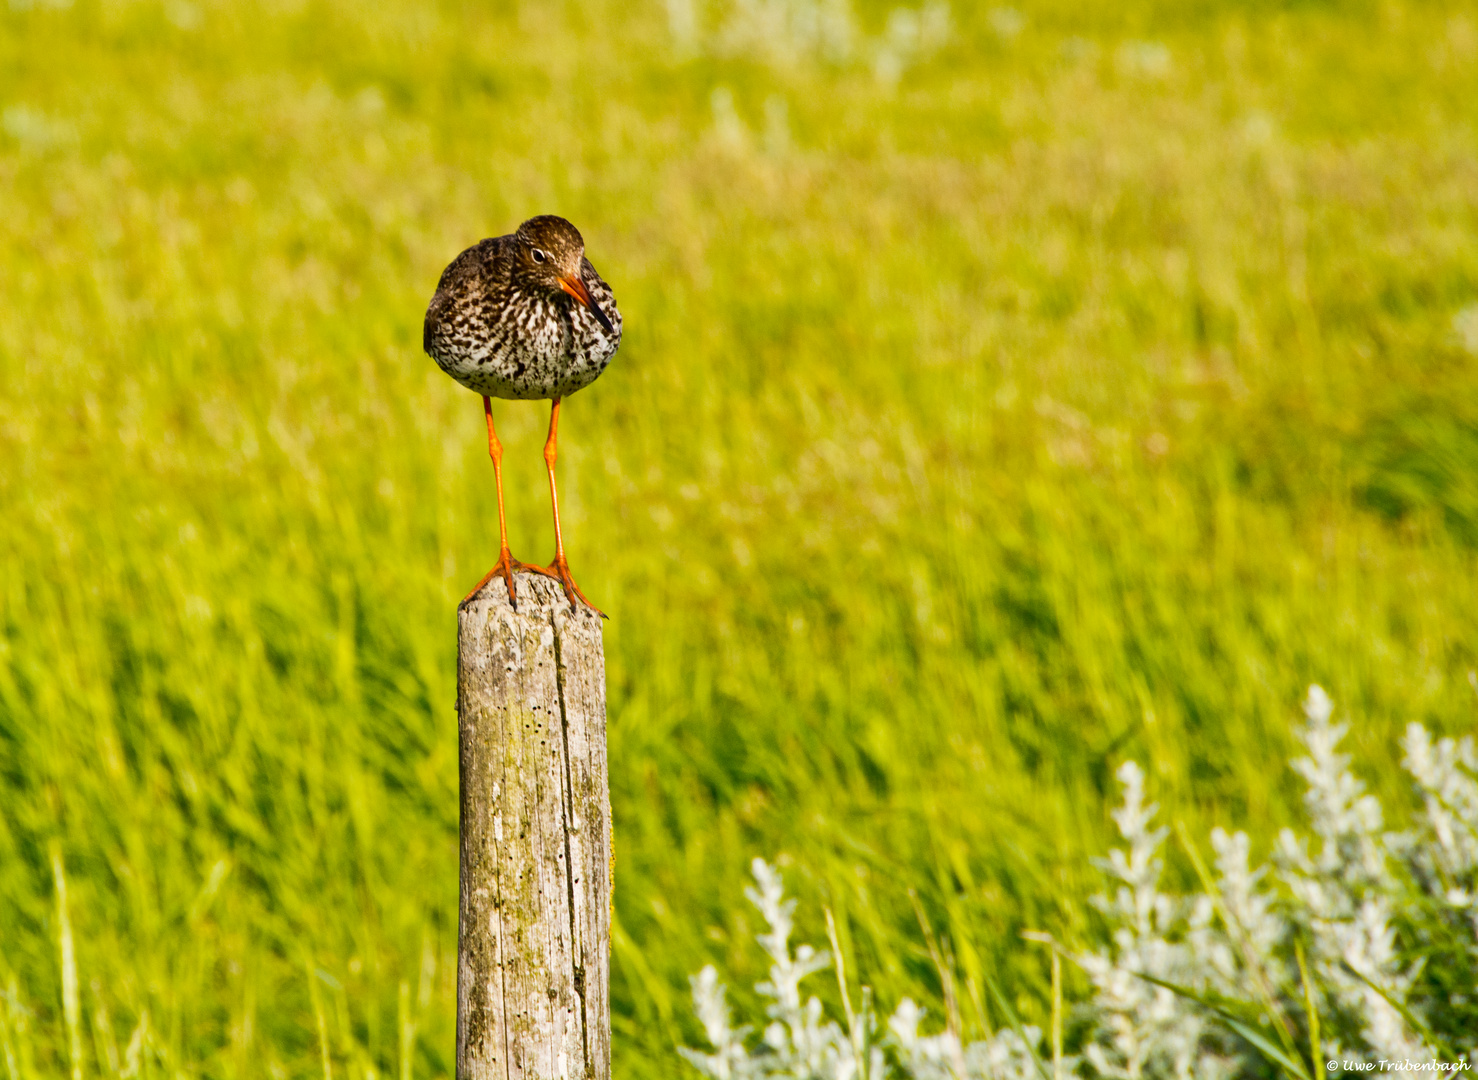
[[424, 215, 622, 614]]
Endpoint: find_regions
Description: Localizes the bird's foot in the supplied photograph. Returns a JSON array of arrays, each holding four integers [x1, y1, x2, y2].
[[526, 555, 605, 618], [462, 549, 540, 609]]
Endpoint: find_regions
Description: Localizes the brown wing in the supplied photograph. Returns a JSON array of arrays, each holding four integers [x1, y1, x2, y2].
[[424, 236, 514, 357]]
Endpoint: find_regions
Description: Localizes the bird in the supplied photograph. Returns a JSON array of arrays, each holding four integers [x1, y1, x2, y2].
[[424, 215, 622, 615]]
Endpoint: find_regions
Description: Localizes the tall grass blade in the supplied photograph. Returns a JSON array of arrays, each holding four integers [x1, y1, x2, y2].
[[0, 976, 22, 1080], [1174, 821, 1300, 1060], [1049, 951, 1061, 1080], [1295, 942, 1321, 1080], [1131, 971, 1312, 1080], [88, 984, 119, 1080], [1020, 931, 1061, 1080], [1337, 960, 1454, 1061], [50, 849, 82, 1080], [307, 964, 332, 1080], [979, 967, 1052, 1080], [858, 986, 875, 1080], [396, 981, 413, 1080]]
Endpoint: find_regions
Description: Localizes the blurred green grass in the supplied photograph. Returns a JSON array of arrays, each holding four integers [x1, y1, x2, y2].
[[1, 0, 1477, 1075]]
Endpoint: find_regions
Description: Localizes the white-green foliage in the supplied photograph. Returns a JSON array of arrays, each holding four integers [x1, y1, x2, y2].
[[684, 687, 1478, 1078], [1404, 715, 1478, 912], [1274, 687, 1428, 1066], [680, 857, 1040, 1080], [680, 859, 887, 1080], [1075, 760, 1236, 1080], [887, 1003, 1041, 1080]]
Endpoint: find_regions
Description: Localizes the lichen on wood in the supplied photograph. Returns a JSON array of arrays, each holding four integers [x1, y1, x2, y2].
[[457, 573, 611, 1080]]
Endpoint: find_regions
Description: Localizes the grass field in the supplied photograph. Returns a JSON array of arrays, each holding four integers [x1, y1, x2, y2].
[[2, 0, 1477, 1075]]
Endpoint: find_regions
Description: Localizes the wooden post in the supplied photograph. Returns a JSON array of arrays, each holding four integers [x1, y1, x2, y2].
[[457, 573, 611, 1080]]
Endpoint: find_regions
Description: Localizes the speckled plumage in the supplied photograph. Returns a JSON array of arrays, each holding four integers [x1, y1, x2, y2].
[[423, 216, 622, 400]]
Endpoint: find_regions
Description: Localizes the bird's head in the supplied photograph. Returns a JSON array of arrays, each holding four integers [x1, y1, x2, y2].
[[513, 215, 615, 334]]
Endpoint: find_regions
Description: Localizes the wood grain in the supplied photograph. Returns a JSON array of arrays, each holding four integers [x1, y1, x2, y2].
[[457, 572, 610, 1080]]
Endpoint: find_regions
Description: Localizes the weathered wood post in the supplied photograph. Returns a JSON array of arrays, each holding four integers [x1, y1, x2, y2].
[[457, 573, 611, 1079]]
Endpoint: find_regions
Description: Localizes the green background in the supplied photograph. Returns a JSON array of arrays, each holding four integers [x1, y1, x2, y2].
[[1, 0, 1476, 1075]]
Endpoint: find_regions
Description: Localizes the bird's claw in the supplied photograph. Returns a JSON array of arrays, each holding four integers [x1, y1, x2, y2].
[[527, 556, 605, 618], [462, 550, 536, 609]]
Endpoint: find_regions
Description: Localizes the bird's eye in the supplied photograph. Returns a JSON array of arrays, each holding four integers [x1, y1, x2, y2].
[[531, 248, 547, 263]]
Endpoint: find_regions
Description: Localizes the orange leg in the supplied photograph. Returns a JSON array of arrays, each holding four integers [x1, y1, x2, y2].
[[530, 398, 603, 616], [463, 396, 536, 607]]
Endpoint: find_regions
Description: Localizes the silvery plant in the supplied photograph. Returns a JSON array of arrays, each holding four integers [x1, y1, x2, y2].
[[683, 687, 1477, 1078]]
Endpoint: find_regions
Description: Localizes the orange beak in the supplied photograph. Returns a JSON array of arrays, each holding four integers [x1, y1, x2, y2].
[[558, 273, 616, 336]]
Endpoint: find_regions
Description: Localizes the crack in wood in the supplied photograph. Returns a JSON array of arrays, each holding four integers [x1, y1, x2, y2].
[[457, 573, 610, 1080]]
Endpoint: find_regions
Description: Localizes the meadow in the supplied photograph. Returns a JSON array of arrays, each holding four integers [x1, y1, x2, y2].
[[1, 0, 1477, 1075]]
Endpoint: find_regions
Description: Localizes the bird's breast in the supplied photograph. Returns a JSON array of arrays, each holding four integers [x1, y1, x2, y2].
[[426, 286, 619, 401]]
